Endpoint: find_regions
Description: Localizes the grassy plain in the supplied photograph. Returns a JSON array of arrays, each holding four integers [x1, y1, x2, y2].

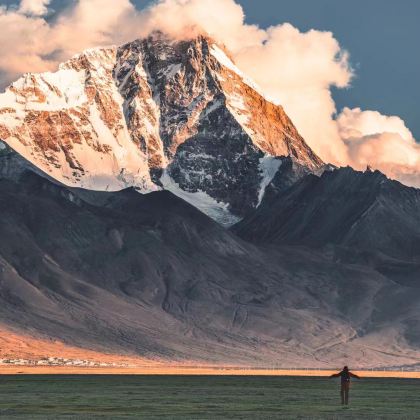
[[0, 375, 420, 419]]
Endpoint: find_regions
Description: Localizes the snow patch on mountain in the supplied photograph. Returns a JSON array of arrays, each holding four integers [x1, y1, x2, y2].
[[210, 45, 278, 106], [0, 70, 87, 112], [210, 45, 241, 74], [225, 93, 249, 126], [160, 171, 241, 226], [258, 156, 282, 205], [163, 63, 182, 79]]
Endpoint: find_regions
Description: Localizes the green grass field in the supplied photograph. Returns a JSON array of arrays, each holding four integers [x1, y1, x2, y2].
[[0, 375, 420, 419]]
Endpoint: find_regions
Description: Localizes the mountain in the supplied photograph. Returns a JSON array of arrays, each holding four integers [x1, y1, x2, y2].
[[1, 166, 420, 367], [1, 32, 420, 369], [234, 167, 420, 260], [233, 167, 420, 292], [0, 32, 322, 225]]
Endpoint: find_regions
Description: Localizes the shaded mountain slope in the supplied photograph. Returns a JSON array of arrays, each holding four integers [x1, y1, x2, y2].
[[1, 168, 420, 367], [234, 167, 420, 262]]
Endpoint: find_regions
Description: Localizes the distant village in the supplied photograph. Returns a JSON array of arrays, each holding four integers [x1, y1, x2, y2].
[[0, 357, 131, 367]]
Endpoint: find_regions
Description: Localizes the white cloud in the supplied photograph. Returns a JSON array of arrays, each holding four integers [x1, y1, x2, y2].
[[337, 107, 420, 187], [0, 0, 139, 79], [19, 0, 51, 16], [337, 107, 413, 143], [232, 23, 352, 165], [0, 0, 418, 187]]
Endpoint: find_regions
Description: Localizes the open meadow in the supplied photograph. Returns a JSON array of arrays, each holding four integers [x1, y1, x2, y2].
[[0, 375, 420, 419]]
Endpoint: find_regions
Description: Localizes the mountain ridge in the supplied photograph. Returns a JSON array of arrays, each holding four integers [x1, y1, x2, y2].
[[234, 166, 420, 262], [1, 166, 420, 367], [0, 32, 322, 224]]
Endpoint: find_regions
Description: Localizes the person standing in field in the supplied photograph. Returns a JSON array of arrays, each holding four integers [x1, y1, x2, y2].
[[330, 366, 360, 405]]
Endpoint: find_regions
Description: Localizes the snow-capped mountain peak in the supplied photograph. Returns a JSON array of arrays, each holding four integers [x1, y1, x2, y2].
[[0, 31, 322, 223]]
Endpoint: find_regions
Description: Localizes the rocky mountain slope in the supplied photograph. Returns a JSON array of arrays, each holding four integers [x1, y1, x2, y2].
[[234, 167, 420, 261], [0, 32, 322, 225], [1, 164, 420, 367]]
